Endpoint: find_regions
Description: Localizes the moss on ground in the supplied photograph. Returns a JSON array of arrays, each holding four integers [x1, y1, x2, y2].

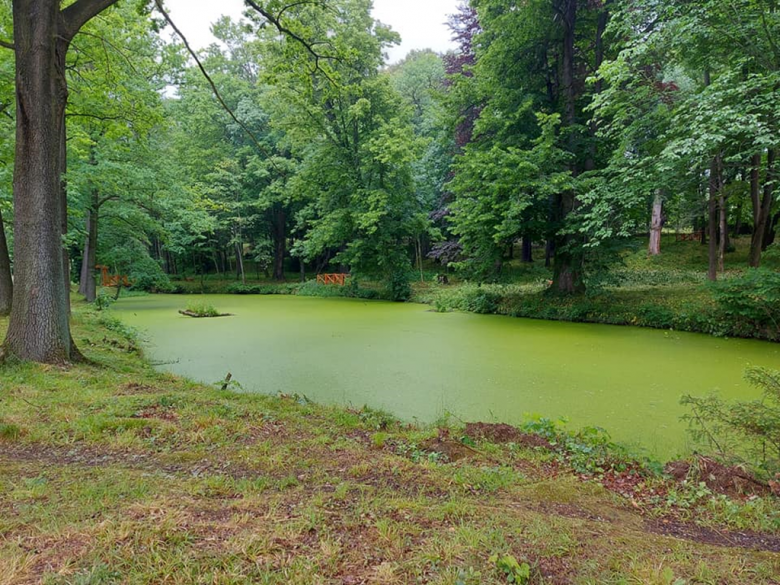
[[1, 307, 779, 584]]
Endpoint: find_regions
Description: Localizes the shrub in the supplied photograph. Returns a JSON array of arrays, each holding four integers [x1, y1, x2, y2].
[[94, 291, 114, 311], [387, 270, 412, 302], [184, 301, 220, 318], [297, 279, 380, 300], [226, 283, 299, 295], [710, 269, 780, 339], [681, 367, 780, 478]]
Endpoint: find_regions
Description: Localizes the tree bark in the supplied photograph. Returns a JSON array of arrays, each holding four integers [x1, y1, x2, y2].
[[272, 205, 287, 281], [750, 149, 775, 267], [708, 156, 721, 281], [78, 195, 98, 302], [551, 0, 584, 294], [235, 242, 246, 285], [718, 179, 727, 273], [2, 0, 119, 363], [521, 236, 533, 263], [648, 190, 663, 256], [0, 206, 12, 316]]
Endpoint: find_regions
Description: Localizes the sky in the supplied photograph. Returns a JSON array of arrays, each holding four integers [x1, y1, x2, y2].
[[164, 0, 459, 63]]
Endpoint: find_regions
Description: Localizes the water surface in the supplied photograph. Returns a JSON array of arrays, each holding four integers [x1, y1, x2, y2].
[[115, 295, 780, 459]]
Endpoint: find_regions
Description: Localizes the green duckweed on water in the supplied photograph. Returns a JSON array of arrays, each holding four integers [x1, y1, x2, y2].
[[115, 294, 780, 460]]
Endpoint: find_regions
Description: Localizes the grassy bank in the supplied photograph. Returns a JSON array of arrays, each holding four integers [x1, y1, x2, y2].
[[160, 236, 779, 342], [1, 308, 779, 583]]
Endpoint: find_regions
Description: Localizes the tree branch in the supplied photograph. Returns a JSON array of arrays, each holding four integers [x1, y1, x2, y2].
[[243, 0, 339, 83], [0, 39, 14, 51], [60, 0, 121, 42], [152, 0, 286, 176]]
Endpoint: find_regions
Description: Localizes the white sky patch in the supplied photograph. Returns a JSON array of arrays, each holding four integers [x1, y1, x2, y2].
[[163, 0, 459, 62]]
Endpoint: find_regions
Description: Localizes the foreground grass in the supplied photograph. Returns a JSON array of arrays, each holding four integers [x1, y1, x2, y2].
[[1, 309, 779, 584]]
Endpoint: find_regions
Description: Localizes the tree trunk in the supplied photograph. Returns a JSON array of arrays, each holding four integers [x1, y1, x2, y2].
[[272, 205, 286, 281], [707, 156, 721, 281], [648, 190, 663, 256], [718, 178, 727, 273], [765, 211, 779, 249], [235, 242, 246, 285], [0, 206, 12, 316], [2, 0, 120, 363], [78, 197, 98, 303], [521, 236, 533, 263], [750, 149, 775, 267], [551, 0, 584, 294], [3, 5, 71, 362]]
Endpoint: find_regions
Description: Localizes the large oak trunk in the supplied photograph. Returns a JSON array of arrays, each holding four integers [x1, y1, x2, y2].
[[2, 0, 119, 362], [3, 4, 72, 361]]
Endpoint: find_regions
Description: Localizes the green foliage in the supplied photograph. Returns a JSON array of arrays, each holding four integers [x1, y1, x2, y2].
[[226, 283, 300, 295], [710, 269, 780, 337], [184, 301, 221, 318], [449, 114, 573, 281], [521, 418, 642, 475], [296, 280, 380, 300], [488, 554, 531, 584], [681, 367, 780, 477], [387, 269, 412, 302], [94, 291, 114, 311]]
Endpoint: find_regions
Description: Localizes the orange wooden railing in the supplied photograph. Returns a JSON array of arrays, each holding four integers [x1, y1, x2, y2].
[[96, 265, 131, 288], [675, 232, 703, 242], [316, 273, 349, 286]]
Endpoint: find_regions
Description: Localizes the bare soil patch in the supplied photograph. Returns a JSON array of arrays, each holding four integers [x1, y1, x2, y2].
[[465, 422, 553, 449], [665, 456, 771, 498], [646, 518, 780, 552]]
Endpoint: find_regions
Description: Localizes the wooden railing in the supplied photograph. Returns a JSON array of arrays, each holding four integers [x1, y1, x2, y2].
[[316, 273, 349, 286], [675, 232, 703, 242], [96, 265, 131, 288]]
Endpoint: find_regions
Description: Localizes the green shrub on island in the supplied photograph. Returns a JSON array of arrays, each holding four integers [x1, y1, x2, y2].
[[182, 301, 222, 318]]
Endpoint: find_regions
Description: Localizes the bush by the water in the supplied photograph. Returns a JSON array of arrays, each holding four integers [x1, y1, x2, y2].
[[226, 282, 300, 295], [710, 269, 780, 338], [681, 367, 780, 479]]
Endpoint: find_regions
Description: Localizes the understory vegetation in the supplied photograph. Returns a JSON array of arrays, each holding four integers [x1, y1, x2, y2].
[[156, 235, 780, 341], [0, 308, 779, 584]]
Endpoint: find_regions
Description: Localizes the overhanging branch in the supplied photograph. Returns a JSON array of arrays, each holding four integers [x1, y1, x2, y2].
[[152, 0, 286, 176]]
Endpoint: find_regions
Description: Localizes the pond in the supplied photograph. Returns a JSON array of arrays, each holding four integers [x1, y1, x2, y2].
[[115, 294, 780, 459]]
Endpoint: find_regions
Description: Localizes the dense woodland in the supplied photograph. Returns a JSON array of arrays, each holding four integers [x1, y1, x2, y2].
[[0, 0, 778, 362]]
